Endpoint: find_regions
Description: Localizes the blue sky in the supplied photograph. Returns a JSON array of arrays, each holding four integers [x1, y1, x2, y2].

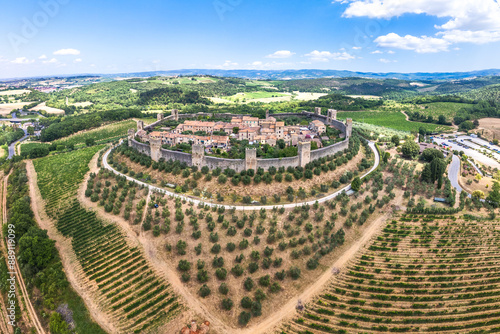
[[0, 0, 500, 78]]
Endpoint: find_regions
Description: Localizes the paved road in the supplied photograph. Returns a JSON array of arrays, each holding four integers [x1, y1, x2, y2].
[[102, 141, 380, 210], [449, 155, 463, 194], [448, 154, 485, 201], [7, 130, 28, 159], [0, 111, 45, 122]]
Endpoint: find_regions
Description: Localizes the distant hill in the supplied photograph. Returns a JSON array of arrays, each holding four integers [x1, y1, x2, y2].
[[100, 69, 500, 81]]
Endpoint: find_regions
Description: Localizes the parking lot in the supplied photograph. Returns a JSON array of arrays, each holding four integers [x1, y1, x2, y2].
[[432, 135, 500, 169]]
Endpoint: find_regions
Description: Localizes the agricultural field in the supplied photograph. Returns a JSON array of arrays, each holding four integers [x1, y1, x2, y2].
[[110, 136, 371, 204], [220, 91, 289, 102], [0, 102, 34, 115], [53, 120, 137, 148], [414, 102, 474, 122], [33, 146, 181, 333], [19, 142, 51, 157], [88, 157, 387, 328], [30, 102, 65, 115], [281, 215, 500, 334], [337, 111, 452, 133]]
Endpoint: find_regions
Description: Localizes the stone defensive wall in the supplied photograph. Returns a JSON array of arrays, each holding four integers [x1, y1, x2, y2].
[[129, 109, 352, 172]]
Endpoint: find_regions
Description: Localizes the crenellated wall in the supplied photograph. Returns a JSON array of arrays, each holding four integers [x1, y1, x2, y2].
[[310, 140, 349, 160], [204, 156, 246, 172], [133, 110, 352, 171]]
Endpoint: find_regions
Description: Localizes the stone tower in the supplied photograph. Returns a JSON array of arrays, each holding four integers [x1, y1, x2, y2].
[[314, 107, 321, 115], [245, 148, 257, 171], [327, 109, 337, 123], [128, 128, 135, 146], [137, 120, 144, 131], [150, 138, 162, 162], [298, 141, 311, 168], [192, 144, 205, 168], [157, 113, 164, 121], [346, 118, 353, 137], [172, 109, 179, 121], [265, 109, 269, 120]]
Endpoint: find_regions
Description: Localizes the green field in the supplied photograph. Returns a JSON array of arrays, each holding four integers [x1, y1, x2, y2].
[[33, 147, 179, 332], [415, 102, 473, 121], [20, 142, 51, 156], [54, 120, 136, 147], [338, 111, 452, 132], [222, 91, 287, 101]]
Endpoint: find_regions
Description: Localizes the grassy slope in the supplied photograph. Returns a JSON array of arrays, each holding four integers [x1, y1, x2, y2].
[[338, 111, 452, 132], [416, 102, 473, 121], [54, 120, 136, 147]]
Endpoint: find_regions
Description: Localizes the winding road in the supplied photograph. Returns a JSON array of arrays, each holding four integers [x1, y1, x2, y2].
[[102, 141, 380, 210], [7, 130, 28, 160], [449, 155, 463, 193]]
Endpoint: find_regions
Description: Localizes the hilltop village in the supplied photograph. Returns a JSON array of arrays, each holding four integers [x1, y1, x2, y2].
[[137, 113, 331, 151]]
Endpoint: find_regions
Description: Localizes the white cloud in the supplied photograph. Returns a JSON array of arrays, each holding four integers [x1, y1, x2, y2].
[[247, 61, 293, 69], [265, 50, 295, 58], [222, 60, 238, 67], [42, 58, 58, 64], [352, 46, 362, 50], [53, 48, 81, 55], [370, 50, 383, 54], [387, 50, 395, 54], [379, 58, 397, 63], [210, 60, 239, 69], [305, 50, 355, 62], [39, 54, 47, 59], [374, 33, 450, 53], [11, 57, 34, 64], [74, 58, 82, 63], [336, 0, 500, 52], [0, 56, 8, 63]]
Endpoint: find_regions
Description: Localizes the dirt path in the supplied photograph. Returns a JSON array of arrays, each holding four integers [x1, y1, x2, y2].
[[26, 160, 118, 334]]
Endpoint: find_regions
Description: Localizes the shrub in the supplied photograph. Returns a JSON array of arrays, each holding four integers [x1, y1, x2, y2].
[[248, 262, 259, 274], [269, 282, 281, 293], [259, 275, 270, 287], [251, 301, 262, 317], [241, 296, 253, 309], [197, 269, 209, 283], [244, 277, 255, 291], [238, 311, 252, 326], [216, 268, 227, 280], [199, 284, 211, 298], [219, 283, 229, 295], [178, 260, 191, 272], [255, 289, 266, 302], [232, 264, 244, 277], [181, 273, 190, 282], [226, 242, 236, 252], [289, 266, 301, 280], [221, 298, 233, 311]]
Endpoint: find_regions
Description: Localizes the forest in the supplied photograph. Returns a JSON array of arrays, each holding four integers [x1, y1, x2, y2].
[[138, 87, 211, 105]]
